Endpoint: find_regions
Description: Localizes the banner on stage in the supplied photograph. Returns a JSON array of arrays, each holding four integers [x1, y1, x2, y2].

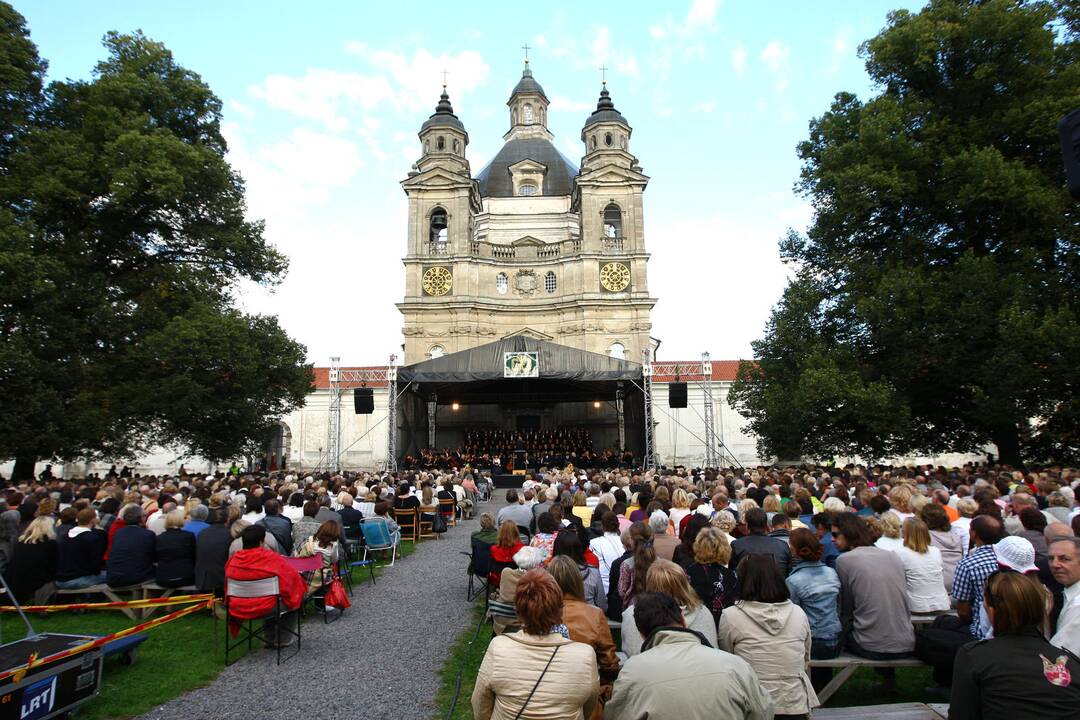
[[504, 352, 539, 378]]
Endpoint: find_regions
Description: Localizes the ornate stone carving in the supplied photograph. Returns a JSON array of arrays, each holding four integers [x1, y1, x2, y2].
[[402, 327, 427, 337], [513, 269, 538, 296]]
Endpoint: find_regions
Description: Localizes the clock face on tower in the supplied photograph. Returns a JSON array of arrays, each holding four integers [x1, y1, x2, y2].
[[422, 266, 452, 296], [599, 262, 631, 292]]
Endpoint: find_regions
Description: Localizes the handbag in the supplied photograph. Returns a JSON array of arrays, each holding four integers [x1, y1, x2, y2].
[[514, 646, 559, 720], [432, 512, 448, 533], [325, 577, 351, 610]]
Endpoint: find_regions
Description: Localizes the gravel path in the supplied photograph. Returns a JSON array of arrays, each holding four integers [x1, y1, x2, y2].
[[139, 500, 497, 720]]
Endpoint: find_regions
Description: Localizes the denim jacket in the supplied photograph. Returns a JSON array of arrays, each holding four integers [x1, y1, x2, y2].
[[785, 559, 842, 643]]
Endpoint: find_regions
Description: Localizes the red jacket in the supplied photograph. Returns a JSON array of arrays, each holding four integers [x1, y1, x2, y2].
[[225, 547, 305, 619]]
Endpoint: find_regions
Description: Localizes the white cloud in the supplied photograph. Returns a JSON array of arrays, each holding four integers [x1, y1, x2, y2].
[[615, 54, 640, 78], [649, 25, 666, 40], [249, 70, 395, 132], [351, 46, 491, 112], [686, 0, 719, 27], [760, 40, 791, 92], [833, 26, 853, 57], [226, 99, 255, 119], [731, 45, 748, 75], [591, 26, 611, 68], [549, 96, 593, 113]]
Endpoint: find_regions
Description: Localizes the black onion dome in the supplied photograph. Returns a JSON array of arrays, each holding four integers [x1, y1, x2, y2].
[[583, 85, 628, 129], [420, 89, 466, 133], [475, 137, 578, 197], [508, 64, 547, 102]]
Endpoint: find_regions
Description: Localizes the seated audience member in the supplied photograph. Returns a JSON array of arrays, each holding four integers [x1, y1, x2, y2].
[[552, 531, 606, 611], [291, 501, 321, 550], [495, 489, 532, 530], [920, 503, 964, 594], [719, 554, 818, 719], [471, 513, 499, 545], [488, 520, 524, 587], [224, 525, 305, 648], [623, 559, 717, 656], [182, 504, 210, 537], [241, 495, 264, 525], [786, 528, 842, 691], [7, 516, 58, 603], [55, 508, 108, 590], [548, 555, 620, 684], [529, 511, 560, 560], [295, 521, 342, 596], [832, 513, 914, 669], [730, 508, 792, 576], [229, 519, 281, 556], [195, 507, 233, 594], [313, 494, 344, 534], [686, 527, 740, 625], [282, 493, 305, 522], [1049, 536, 1080, 656], [769, 513, 792, 540], [106, 506, 156, 588], [605, 591, 774, 720], [897, 517, 950, 614], [811, 512, 840, 568], [154, 509, 196, 588], [489, 545, 545, 635], [618, 522, 656, 610], [605, 529, 634, 622], [950, 571, 1080, 719], [337, 492, 363, 528], [873, 511, 904, 553], [471, 569, 600, 720], [672, 514, 710, 569], [258, 498, 293, 555], [373, 501, 400, 542], [649, 510, 678, 561], [589, 511, 624, 594], [1018, 506, 1050, 564]]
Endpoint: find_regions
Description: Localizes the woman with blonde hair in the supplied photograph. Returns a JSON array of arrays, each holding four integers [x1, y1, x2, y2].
[[873, 511, 904, 553], [668, 488, 692, 537], [621, 559, 718, 656], [888, 484, 915, 519], [687, 527, 740, 624], [710, 510, 737, 544], [571, 490, 592, 525], [7, 516, 58, 603], [897, 517, 949, 614], [762, 493, 782, 522]]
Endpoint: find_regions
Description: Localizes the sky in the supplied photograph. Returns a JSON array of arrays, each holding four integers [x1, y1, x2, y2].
[[19, 0, 925, 367]]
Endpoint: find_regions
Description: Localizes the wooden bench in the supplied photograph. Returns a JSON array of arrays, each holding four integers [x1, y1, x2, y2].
[[812, 702, 947, 719], [810, 653, 927, 704], [54, 583, 198, 621]]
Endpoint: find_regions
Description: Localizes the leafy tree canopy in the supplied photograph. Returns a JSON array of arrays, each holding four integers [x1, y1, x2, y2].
[[0, 5, 312, 476], [730, 0, 1080, 466]]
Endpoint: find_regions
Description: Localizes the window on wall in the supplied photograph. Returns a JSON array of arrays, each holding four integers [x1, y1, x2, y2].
[[605, 132, 613, 146], [608, 342, 625, 359], [428, 345, 445, 359], [545, 271, 557, 293], [429, 208, 448, 252], [523, 103, 535, 124], [603, 203, 622, 238], [437, 136, 445, 150], [496, 273, 508, 294], [518, 183, 538, 196]]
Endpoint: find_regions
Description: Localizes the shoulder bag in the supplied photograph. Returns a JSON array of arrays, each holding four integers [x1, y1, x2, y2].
[[514, 645, 560, 720]]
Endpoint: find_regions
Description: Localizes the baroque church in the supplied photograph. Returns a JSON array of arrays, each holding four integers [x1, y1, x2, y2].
[[398, 61, 655, 364]]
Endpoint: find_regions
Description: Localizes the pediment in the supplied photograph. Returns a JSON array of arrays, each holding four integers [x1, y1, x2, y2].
[[401, 166, 473, 189], [503, 327, 554, 341], [508, 158, 548, 174], [576, 166, 650, 185], [511, 235, 544, 247]]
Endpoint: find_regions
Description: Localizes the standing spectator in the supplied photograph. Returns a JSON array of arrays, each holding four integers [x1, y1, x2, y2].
[[719, 554, 818, 719], [622, 559, 717, 657], [897, 518, 951, 614], [730, 508, 791, 576], [605, 591, 773, 720], [950, 572, 1080, 719], [471, 569, 599, 720], [920, 503, 964, 594], [786, 527, 842, 690], [7, 517, 58, 603], [106, 506, 156, 588], [155, 510, 196, 588], [258, 499, 293, 555], [832, 512, 914, 687], [686, 527, 740, 625], [1049, 537, 1080, 656], [55, 508, 107, 590]]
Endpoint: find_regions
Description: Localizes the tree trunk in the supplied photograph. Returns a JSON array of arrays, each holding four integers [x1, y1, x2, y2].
[[991, 424, 1022, 467], [12, 455, 36, 481]]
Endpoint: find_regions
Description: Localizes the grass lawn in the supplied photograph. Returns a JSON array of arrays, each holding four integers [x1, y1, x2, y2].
[[433, 605, 936, 720], [0, 540, 418, 720]]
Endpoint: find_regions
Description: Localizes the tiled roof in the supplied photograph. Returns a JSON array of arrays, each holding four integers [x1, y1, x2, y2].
[[310, 360, 746, 389]]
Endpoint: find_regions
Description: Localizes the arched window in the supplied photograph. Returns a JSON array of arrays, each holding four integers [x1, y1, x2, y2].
[[604, 132, 613, 146], [518, 183, 538, 196], [496, 273, 508, 294], [523, 103, 535, 124], [437, 136, 445, 151], [430, 207, 448, 252], [545, 271, 557, 293], [608, 342, 625, 360], [603, 203, 622, 238], [428, 345, 445, 359]]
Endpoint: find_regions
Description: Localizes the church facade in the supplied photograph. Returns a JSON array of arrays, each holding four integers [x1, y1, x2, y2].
[[397, 63, 655, 365]]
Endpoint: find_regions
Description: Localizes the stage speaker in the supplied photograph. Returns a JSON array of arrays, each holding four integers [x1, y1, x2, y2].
[[1062, 109, 1080, 200], [353, 388, 374, 414], [668, 382, 687, 408]]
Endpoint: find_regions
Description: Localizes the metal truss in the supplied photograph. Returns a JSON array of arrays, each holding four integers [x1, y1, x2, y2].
[[324, 356, 398, 472]]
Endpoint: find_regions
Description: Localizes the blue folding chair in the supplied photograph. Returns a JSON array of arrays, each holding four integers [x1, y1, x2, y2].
[[360, 517, 399, 568]]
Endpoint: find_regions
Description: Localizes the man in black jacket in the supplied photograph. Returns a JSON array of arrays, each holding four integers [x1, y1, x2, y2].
[[337, 493, 364, 527], [106, 506, 156, 588], [258, 499, 293, 555], [55, 508, 107, 588], [729, 508, 792, 576], [195, 508, 232, 595]]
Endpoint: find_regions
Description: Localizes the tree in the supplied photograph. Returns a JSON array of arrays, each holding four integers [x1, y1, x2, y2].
[[0, 10, 313, 478], [730, 0, 1080, 465]]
